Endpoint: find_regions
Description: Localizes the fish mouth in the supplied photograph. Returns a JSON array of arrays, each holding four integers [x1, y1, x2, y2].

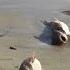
[[59, 32, 68, 43]]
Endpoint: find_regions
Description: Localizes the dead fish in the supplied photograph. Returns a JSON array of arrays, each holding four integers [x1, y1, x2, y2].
[[41, 17, 69, 45]]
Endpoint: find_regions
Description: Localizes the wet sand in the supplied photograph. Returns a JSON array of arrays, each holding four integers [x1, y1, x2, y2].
[[0, 0, 70, 70]]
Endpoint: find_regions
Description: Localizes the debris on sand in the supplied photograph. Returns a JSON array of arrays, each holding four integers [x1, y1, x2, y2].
[[61, 10, 70, 15], [36, 17, 70, 45], [19, 54, 42, 70], [9, 46, 16, 50]]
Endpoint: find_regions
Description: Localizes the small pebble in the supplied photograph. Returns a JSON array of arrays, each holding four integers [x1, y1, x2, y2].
[[9, 46, 16, 50]]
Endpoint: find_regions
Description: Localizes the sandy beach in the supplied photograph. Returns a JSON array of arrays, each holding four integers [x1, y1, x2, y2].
[[0, 0, 70, 70]]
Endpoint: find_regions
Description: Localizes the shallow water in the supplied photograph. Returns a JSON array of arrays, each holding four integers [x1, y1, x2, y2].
[[0, 0, 70, 70]]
